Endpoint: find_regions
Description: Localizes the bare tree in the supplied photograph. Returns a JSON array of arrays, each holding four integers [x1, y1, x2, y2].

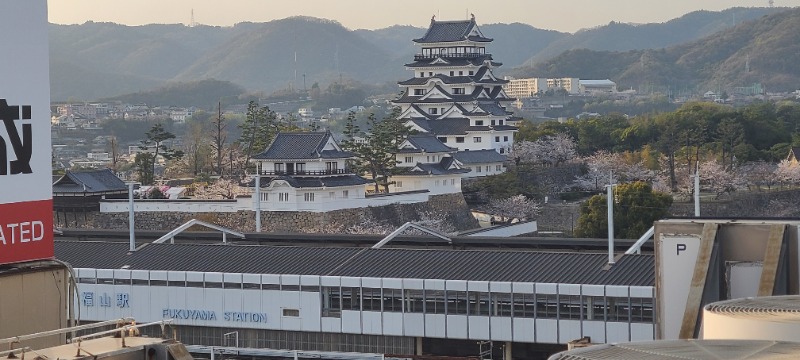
[[211, 102, 227, 175]]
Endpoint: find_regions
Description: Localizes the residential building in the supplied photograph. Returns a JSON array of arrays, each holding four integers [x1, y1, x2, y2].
[[547, 78, 580, 94], [393, 16, 518, 155], [579, 79, 617, 94], [503, 76, 548, 99]]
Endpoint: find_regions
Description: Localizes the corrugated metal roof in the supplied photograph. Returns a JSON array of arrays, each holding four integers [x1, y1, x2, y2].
[[549, 340, 800, 359], [55, 241, 654, 286]]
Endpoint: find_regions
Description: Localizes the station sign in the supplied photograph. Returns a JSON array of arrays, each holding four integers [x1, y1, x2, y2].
[[0, 0, 54, 264]]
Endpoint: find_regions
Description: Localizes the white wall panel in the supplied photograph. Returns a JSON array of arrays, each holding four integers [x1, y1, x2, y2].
[[149, 286, 170, 323], [186, 271, 204, 282], [341, 277, 361, 288], [321, 317, 341, 333], [513, 318, 535, 343], [581, 284, 605, 296], [361, 277, 381, 288], [300, 292, 321, 332], [513, 282, 535, 294], [469, 316, 490, 340], [341, 310, 362, 334], [605, 285, 629, 297], [630, 286, 653, 298], [382, 312, 404, 336], [320, 276, 340, 287], [559, 284, 581, 295], [281, 274, 300, 286], [382, 278, 402, 289], [403, 313, 425, 337], [630, 323, 655, 341], [582, 321, 606, 343], [536, 319, 558, 343], [558, 320, 582, 344], [467, 281, 489, 292], [362, 312, 382, 335], [445, 280, 467, 291], [536, 283, 558, 294], [262, 274, 280, 285], [425, 279, 445, 290], [446, 315, 468, 339], [403, 279, 424, 289], [300, 275, 320, 287], [489, 282, 511, 293], [490, 317, 513, 341], [606, 322, 630, 343], [425, 314, 446, 338]]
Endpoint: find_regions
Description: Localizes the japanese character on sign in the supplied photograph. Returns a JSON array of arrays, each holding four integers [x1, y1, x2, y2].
[[99, 293, 112, 307], [81, 292, 94, 307], [116, 293, 130, 308]]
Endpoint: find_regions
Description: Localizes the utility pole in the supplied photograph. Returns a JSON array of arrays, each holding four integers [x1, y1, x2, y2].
[[607, 171, 615, 265], [255, 175, 262, 232], [694, 162, 700, 217]]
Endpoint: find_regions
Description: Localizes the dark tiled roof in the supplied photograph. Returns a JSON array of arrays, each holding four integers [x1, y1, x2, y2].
[[54, 241, 654, 286], [404, 57, 496, 68], [267, 175, 370, 189], [413, 19, 492, 43], [452, 150, 508, 164], [398, 157, 470, 176], [397, 69, 506, 86], [53, 169, 127, 194], [474, 103, 513, 116], [252, 132, 353, 160], [408, 118, 518, 136], [401, 134, 457, 153]]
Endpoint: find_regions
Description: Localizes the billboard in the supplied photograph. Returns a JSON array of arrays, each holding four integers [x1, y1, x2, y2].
[[0, 0, 53, 264]]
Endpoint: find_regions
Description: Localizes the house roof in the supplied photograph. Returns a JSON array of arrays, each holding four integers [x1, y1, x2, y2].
[[413, 18, 492, 44], [252, 175, 370, 189], [397, 157, 470, 176], [452, 150, 508, 164], [54, 241, 654, 286], [251, 132, 354, 160], [788, 147, 800, 162], [52, 169, 127, 194], [399, 134, 457, 154]]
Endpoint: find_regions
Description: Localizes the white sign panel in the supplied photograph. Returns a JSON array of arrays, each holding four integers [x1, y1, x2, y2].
[[658, 234, 701, 340], [0, 0, 53, 264]]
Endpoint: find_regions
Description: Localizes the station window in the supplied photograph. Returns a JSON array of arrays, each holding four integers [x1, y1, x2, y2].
[[168, 280, 186, 287], [243, 282, 261, 290], [224, 281, 242, 289], [606, 297, 630, 322], [404, 290, 424, 313], [492, 293, 513, 317], [468, 292, 491, 316], [630, 297, 654, 323], [322, 286, 341, 317], [446, 291, 468, 315], [584, 296, 606, 321], [282, 309, 300, 317], [513, 293, 536, 318], [425, 290, 446, 314], [186, 281, 204, 288], [558, 294, 583, 320], [342, 287, 361, 311], [362, 287, 382, 311], [262, 283, 281, 291], [383, 288, 404, 312], [536, 293, 559, 318]]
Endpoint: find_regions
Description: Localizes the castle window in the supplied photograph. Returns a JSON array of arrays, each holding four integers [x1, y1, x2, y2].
[[453, 88, 465, 95], [342, 190, 349, 198], [458, 71, 463, 76], [419, 72, 424, 77], [428, 72, 433, 77], [405, 156, 413, 163], [496, 165, 502, 171], [438, 137, 447, 143], [450, 71, 454, 76], [491, 120, 496, 126], [414, 89, 426, 95], [279, 193, 290, 202], [329, 192, 335, 199], [469, 70, 474, 75], [304, 193, 315, 202], [474, 137, 482, 143], [456, 137, 465, 143], [499, 120, 504, 125], [261, 193, 268, 202], [504, 136, 509, 141], [495, 136, 500, 142], [395, 181, 403, 188], [430, 108, 438, 115], [499, 148, 505, 154], [476, 166, 482, 173]]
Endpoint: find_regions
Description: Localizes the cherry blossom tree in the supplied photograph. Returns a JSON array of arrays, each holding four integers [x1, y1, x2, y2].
[[572, 151, 655, 191], [736, 161, 778, 191], [193, 177, 250, 200], [699, 159, 739, 199], [489, 195, 541, 223], [512, 133, 576, 167], [775, 160, 800, 187]]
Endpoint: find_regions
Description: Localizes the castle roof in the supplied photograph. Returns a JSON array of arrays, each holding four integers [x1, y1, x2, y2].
[[252, 131, 354, 160], [398, 134, 457, 154], [52, 169, 127, 195], [413, 18, 492, 43], [452, 149, 508, 165]]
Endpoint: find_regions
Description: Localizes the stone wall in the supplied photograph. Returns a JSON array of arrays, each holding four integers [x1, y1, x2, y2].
[[669, 189, 800, 218], [536, 202, 582, 235], [70, 193, 478, 234]]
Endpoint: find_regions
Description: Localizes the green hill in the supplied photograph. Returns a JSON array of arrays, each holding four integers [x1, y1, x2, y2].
[[101, 79, 246, 108]]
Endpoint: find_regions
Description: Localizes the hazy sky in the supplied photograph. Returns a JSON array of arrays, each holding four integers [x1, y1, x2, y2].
[[48, 0, 800, 33]]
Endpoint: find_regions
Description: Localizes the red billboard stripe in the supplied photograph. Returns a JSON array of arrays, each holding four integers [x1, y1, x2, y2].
[[0, 199, 54, 264]]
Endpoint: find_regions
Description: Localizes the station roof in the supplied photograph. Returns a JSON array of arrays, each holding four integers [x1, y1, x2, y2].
[[55, 241, 654, 286]]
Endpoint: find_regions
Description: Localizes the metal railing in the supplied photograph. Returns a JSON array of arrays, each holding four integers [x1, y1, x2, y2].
[[259, 169, 350, 176], [414, 52, 486, 61]]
